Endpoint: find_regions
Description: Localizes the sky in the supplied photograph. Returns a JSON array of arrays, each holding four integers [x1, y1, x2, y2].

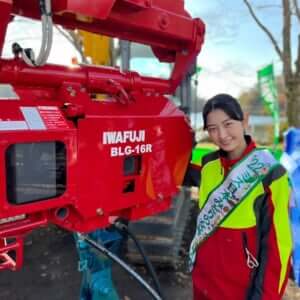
[[185, 0, 298, 99], [2, 0, 299, 100]]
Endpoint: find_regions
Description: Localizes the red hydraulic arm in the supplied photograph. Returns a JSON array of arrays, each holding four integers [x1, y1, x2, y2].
[[0, 0, 205, 94], [0, 0, 205, 271]]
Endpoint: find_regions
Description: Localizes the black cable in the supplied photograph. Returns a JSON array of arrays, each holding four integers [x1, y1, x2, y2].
[[39, 0, 46, 15], [78, 233, 162, 300], [39, 0, 52, 16], [113, 220, 165, 300], [12, 43, 22, 56]]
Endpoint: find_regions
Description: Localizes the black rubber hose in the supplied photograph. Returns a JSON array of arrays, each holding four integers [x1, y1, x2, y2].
[[78, 233, 162, 300], [39, 0, 46, 15], [113, 221, 165, 300]]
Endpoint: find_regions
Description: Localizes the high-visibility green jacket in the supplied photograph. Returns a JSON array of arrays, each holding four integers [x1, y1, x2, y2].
[[192, 140, 292, 300]]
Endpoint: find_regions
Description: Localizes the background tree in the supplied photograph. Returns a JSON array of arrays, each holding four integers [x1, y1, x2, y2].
[[243, 0, 300, 127], [239, 76, 286, 114]]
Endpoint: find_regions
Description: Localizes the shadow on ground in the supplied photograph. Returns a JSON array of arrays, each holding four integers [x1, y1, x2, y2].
[[0, 225, 192, 300]]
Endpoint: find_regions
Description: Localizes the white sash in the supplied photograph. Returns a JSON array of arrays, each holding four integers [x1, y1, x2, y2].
[[189, 149, 278, 271]]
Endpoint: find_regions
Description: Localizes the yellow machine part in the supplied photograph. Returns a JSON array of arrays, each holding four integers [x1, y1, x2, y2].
[[78, 30, 112, 99], [79, 30, 111, 66]]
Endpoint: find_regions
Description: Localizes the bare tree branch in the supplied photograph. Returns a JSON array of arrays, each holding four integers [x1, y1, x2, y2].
[[256, 5, 282, 9], [296, 34, 300, 75], [292, 0, 300, 22], [243, 0, 283, 61], [282, 0, 293, 78], [55, 26, 88, 64]]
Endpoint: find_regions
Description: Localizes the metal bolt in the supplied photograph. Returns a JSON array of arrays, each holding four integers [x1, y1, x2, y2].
[[96, 208, 104, 216], [181, 50, 188, 56], [70, 90, 76, 97]]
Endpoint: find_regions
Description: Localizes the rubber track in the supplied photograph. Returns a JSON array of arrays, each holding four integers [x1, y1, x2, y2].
[[126, 188, 192, 267]]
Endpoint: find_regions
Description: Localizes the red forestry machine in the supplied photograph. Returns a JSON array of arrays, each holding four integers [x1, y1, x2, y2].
[[0, 0, 205, 271]]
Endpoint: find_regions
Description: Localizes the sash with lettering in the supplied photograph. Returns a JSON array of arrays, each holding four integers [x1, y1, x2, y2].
[[188, 149, 278, 271]]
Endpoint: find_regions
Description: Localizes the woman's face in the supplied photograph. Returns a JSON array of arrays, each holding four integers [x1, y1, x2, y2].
[[206, 109, 247, 159]]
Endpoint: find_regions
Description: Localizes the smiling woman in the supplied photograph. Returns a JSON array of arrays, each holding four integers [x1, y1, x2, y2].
[[203, 94, 247, 160], [189, 93, 292, 300]]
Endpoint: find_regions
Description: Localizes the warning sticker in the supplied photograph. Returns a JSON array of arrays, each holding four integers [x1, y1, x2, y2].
[[37, 106, 69, 130]]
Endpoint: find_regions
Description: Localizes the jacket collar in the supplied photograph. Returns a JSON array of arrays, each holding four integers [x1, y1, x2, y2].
[[219, 135, 256, 173]]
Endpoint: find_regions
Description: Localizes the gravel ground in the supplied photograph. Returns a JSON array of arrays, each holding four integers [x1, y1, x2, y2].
[[284, 280, 300, 300]]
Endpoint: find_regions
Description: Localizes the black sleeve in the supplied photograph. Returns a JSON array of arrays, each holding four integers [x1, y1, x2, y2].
[[182, 163, 201, 187]]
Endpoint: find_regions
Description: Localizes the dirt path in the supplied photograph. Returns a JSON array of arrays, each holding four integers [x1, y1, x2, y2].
[[0, 226, 192, 300], [0, 225, 298, 300]]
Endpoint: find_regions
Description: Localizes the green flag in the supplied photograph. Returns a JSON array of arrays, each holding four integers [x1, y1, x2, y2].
[[257, 64, 280, 146], [196, 66, 202, 74]]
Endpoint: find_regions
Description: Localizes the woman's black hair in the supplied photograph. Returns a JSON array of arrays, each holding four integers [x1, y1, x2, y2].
[[202, 94, 244, 129]]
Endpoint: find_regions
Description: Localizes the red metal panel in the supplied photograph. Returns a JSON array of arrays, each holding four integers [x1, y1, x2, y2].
[[75, 94, 192, 226], [5, 0, 205, 93], [0, 95, 192, 269], [0, 106, 77, 220], [52, 0, 117, 20], [0, 0, 203, 270]]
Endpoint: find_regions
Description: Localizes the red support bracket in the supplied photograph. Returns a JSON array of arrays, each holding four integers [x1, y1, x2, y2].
[[1, 0, 205, 94], [0, 236, 24, 271], [0, 214, 48, 270]]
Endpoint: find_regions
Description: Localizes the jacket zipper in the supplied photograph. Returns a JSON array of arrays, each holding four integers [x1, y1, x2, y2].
[[242, 232, 259, 269]]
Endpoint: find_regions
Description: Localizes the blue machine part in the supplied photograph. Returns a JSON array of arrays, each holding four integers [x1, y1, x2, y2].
[[74, 228, 124, 300], [281, 128, 300, 286]]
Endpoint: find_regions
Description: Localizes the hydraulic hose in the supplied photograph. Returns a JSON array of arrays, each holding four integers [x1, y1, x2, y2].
[[77, 233, 162, 300], [113, 221, 165, 299], [18, 0, 53, 66]]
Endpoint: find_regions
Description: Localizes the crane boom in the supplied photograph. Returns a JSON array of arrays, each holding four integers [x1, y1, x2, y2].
[[0, 0, 205, 93]]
